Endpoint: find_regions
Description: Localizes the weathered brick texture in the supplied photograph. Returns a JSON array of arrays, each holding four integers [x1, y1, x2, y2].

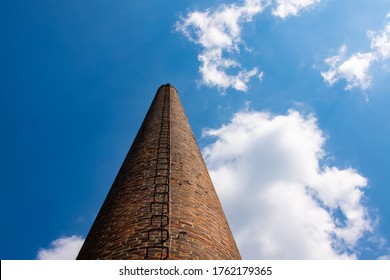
[[77, 84, 241, 260]]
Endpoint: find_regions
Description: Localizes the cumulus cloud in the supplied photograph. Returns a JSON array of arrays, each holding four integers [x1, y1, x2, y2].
[[176, 0, 266, 92], [36, 235, 84, 260], [176, 0, 321, 92], [322, 14, 390, 90], [203, 109, 372, 259], [322, 45, 374, 90], [272, 0, 321, 18]]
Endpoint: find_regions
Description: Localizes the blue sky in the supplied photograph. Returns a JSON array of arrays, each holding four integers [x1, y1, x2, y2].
[[1, 0, 390, 259]]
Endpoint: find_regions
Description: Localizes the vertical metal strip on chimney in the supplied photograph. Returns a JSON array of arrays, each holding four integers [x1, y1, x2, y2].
[[168, 85, 173, 258], [144, 84, 171, 259]]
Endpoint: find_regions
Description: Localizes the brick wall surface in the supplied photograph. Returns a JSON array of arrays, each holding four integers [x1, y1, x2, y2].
[[77, 84, 241, 260]]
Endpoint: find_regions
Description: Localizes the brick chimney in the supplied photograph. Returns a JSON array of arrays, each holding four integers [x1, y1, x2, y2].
[[77, 84, 241, 259]]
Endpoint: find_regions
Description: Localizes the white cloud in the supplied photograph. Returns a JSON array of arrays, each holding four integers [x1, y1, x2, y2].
[[321, 46, 374, 90], [203, 109, 373, 259], [176, 0, 266, 92], [176, 0, 321, 92], [378, 255, 390, 260], [369, 22, 390, 60], [322, 14, 390, 91], [36, 235, 84, 260], [198, 48, 262, 91], [272, 0, 321, 18]]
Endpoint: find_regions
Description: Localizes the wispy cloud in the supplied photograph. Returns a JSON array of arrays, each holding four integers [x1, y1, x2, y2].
[[203, 109, 376, 259], [378, 255, 390, 260], [36, 235, 84, 260], [176, 0, 322, 92], [322, 45, 374, 91], [272, 0, 321, 18], [322, 13, 390, 91], [176, 0, 266, 92]]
